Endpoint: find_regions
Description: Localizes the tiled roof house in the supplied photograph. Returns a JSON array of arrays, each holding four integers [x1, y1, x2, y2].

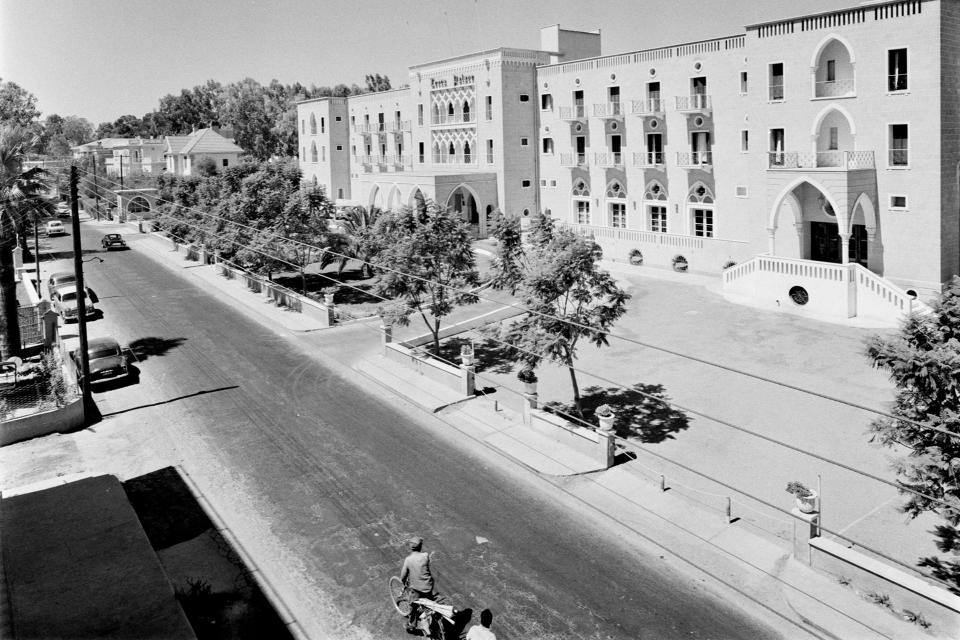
[[164, 128, 244, 176]]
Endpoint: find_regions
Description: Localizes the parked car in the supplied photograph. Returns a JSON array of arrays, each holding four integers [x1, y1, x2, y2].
[[55, 202, 70, 217], [100, 233, 127, 250], [52, 285, 97, 321], [47, 271, 77, 296], [72, 337, 128, 384], [45, 220, 66, 236]]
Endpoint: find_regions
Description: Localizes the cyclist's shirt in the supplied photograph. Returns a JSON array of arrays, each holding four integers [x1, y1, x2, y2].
[[400, 551, 434, 593]]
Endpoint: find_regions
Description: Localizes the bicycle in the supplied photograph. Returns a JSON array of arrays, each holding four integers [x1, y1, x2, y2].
[[388, 576, 457, 639]]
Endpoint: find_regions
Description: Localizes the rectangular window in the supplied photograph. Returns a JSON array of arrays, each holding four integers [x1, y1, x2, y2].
[[540, 179, 547, 187], [828, 127, 839, 151], [335, 116, 342, 121], [769, 63, 784, 101], [889, 194, 908, 209], [693, 208, 714, 238], [769, 128, 785, 165], [610, 134, 621, 164], [741, 130, 749, 152], [418, 142, 425, 163], [521, 179, 531, 188], [351, 115, 355, 126], [889, 48, 908, 91], [541, 94, 553, 110], [575, 136, 586, 164], [649, 205, 667, 233], [485, 96, 493, 120], [646, 133, 663, 164], [825, 60, 836, 83], [321, 117, 325, 133], [520, 137, 529, 147], [739, 71, 748, 94], [608, 86, 621, 115], [550, 180, 557, 187], [735, 185, 748, 198], [576, 200, 590, 224], [351, 145, 356, 157], [486, 139, 493, 163], [222, 159, 228, 167], [418, 104, 424, 125], [336, 145, 342, 151], [889, 123, 909, 166], [322, 146, 326, 161], [338, 188, 343, 198], [573, 90, 584, 118], [691, 131, 711, 164], [542, 138, 554, 154], [519, 94, 530, 103], [610, 202, 626, 228], [300, 119, 305, 134]]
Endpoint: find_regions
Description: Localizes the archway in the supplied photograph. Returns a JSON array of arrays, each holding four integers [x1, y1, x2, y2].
[[810, 35, 856, 98], [369, 184, 385, 210], [769, 178, 847, 263], [410, 187, 427, 210], [127, 196, 150, 214], [811, 104, 856, 166], [446, 184, 479, 231], [850, 192, 881, 272], [386, 185, 402, 211]]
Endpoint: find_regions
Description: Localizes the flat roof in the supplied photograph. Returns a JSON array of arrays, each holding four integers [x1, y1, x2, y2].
[[744, 0, 932, 29]]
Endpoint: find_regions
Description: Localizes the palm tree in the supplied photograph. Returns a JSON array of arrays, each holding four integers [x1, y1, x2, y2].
[[0, 125, 52, 358], [320, 205, 384, 278]]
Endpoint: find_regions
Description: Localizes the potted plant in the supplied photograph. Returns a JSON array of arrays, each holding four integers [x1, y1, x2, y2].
[[786, 481, 818, 514], [517, 368, 538, 394], [595, 403, 615, 432], [460, 343, 475, 366], [671, 254, 688, 272], [628, 248, 644, 266]]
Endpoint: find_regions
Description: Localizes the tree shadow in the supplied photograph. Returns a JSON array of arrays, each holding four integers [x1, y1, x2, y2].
[[128, 337, 187, 362], [544, 384, 691, 444], [43, 249, 103, 261], [438, 336, 517, 374]]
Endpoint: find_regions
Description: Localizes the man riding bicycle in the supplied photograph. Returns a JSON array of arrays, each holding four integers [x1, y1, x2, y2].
[[400, 536, 437, 634]]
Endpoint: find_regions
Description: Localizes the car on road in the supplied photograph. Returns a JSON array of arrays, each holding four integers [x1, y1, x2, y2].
[[47, 271, 77, 297], [52, 285, 97, 321], [72, 337, 128, 384], [45, 220, 66, 236], [100, 233, 127, 250], [55, 202, 70, 217]]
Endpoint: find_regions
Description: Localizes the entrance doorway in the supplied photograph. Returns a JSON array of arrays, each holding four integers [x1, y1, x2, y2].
[[810, 221, 868, 265]]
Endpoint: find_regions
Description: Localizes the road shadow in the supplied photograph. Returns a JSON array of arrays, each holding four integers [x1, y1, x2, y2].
[[544, 383, 690, 444], [128, 337, 187, 362], [43, 249, 103, 261]]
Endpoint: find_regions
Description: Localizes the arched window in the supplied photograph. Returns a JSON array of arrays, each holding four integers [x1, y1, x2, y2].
[[433, 143, 441, 163], [572, 180, 591, 225], [605, 180, 626, 199], [643, 181, 667, 201], [448, 142, 455, 160], [447, 102, 455, 117], [644, 181, 668, 233], [688, 182, 715, 238], [606, 181, 627, 228], [464, 142, 472, 163], [309, 114, 317, 135], [432, 103, 440, 124], [310, 142, 318, 163], [687, 182, 714, 204], [463, 100, 471, 122], [128, 196, 150, 214]]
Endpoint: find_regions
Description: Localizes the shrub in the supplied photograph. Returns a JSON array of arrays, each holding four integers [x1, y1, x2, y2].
[[671, 254, 688, 272], [517, 368, 537, 384], [628, 248, 643, 265], [722, 260, 737, 270], [785, 481, 812, 498], [595, 403, 614, 417]]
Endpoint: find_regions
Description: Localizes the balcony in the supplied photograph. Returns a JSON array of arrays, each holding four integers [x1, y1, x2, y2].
[[559, 152, 589, 167], [815, 78, 856, 98], [592, 102, 624, 119], [593, 152, 624, 168], [677, 151, 713, 168], [675, 94, 712, 113], [633, 151, 664, 168], [431, 153, 478, 166], [631, 98, 663, 116], [385, 120, 412, 133], [358, 155, 373, 172], [559, 106, 587, 121], [430, 114, 475, 127], [354, 123, 377, 135], [767, 150, 875, 171]]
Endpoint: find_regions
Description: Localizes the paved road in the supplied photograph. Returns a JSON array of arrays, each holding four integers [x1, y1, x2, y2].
[[44, 223, 785, 639]]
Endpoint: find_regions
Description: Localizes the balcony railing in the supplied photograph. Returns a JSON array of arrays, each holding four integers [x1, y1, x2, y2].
[[675, 94, 712, 112], [633, 151, 664, 167], [769, 83, 784, 101], [593, 152, 623, 167], [888, 148, 909, 167], [559, 106, 587, 121], [560, 152, 589, 167], [677, 150, 713, 167], [431, 114, 475, 126], [631, 98, 663, 115], [592, 102, 624, 118], [354, 123, 378, 135], [385, 120, 412, 133], [431, 153, 478, 165], [815, 78, 856, 98], [767, 150, 875, 170]]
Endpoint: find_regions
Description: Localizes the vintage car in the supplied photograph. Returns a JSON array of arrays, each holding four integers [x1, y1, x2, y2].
[[72, 337, 128, 383], [101, 233, 127, 250]]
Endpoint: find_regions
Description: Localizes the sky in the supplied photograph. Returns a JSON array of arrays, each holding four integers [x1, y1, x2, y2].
[[1, 0, 850, 126]]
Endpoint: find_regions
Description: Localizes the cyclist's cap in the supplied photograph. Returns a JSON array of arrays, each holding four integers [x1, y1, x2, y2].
[[409, 536, 423, 550]]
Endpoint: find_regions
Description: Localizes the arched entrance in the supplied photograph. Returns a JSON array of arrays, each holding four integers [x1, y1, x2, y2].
[[127, 196, 150, 215], [446, 185, 479, 235], [386, 185, 402, 211], [769, 179, 856, 264], [369, 185, 385, 210]]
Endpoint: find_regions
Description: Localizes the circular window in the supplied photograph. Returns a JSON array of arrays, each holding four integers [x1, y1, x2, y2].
[[575, 123, 583, 132], [610, 122, 619, 131], [906, 289, 918, 298], [789, 286, 810, 306], [610, 73, 616, 81], [522, 208, 530, 217], [544, 125, 550, 133], [651, 184, 661, 195], [575, 78, 581, 85], [694, 61, 702, 71], [694, 116, 704, 127], [649, 118, 659, 129], [543, 82, 549, 89], [649, 68, 657, 77]]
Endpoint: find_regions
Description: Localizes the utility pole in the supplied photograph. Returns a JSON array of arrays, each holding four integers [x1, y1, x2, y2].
[[92, 150, 101, 221], [119, 154, 124, 190], [70, 165, 91, 403]]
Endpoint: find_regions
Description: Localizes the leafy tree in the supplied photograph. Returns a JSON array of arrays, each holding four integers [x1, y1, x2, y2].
[[321, 205, 384, 278], [194, 156, 219, 177], [275, 188, 331, 293], [0, 79, 40, 127], [490, 213, 630, 415], [865, 279, 960, 592], [0, 125, 53, 357], [372, 201, 479, 355], [364, 74, 392, 93]]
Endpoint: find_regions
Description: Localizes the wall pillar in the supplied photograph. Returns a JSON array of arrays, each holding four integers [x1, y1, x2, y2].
[[381, 322, 393, 348], [323, 293, 335, 327], [792, 509, 821, 565], [597, 413, 617, 469], [522, 388, 538, 426], [839, 232, 850, 264], [767, 228, 776, 256], [460, 364, 476, 397], [41, 309, 59, 348]]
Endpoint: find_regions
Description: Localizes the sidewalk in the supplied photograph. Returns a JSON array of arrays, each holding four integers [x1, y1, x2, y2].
[[80, 220, 948, 638]]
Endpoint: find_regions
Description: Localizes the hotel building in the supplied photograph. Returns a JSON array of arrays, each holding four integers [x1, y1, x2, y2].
[[299, 0, 957, 324]]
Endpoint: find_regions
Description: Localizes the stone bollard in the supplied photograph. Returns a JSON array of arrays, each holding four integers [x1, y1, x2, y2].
[[13, 246, 23, 271], [460, 364, 476, 397], [381, 323, 393, 349], [791, 509, 821, 565], [596, 411, 617, 469], [323, 293, 336, 327], [138, 216, 143, 233], [521, 381, 538, 426], [41, 309, 59, 348]]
